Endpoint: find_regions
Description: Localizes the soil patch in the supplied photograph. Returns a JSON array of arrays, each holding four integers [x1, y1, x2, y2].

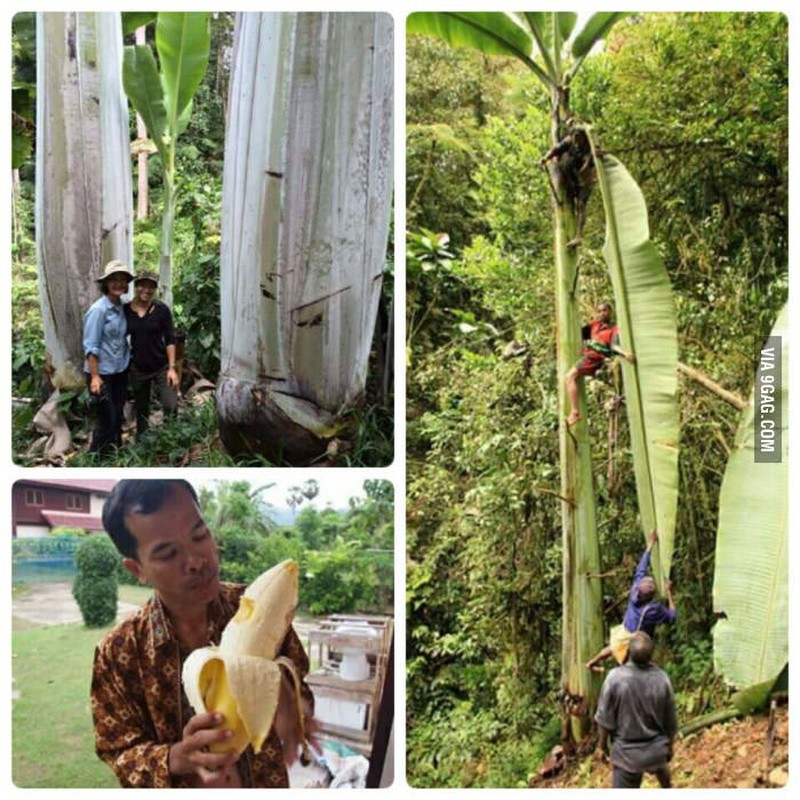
[[12, 581, 140, 628], [536, 706, 788, 789]]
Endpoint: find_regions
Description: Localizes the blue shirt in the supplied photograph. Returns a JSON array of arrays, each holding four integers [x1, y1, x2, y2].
[[622, 548, 676, 637], [83, 295, 130, 375]]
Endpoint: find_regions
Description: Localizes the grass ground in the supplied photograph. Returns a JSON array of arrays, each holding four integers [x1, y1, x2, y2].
[[12, 622, 121, 788], [12, 584, 153, 787]]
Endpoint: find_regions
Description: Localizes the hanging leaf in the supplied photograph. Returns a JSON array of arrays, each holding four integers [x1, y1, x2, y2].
[[592, 145, 680, 585], [122, 45, 168, 148], [712, 304, 787, 695]]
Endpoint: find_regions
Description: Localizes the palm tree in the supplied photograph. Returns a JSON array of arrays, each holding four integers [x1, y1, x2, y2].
[[216, 12, 394, 465], [408, 12, 679, 739]]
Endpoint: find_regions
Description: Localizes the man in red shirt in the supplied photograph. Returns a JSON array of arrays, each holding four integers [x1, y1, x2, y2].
[[565, 302, 635, 426]]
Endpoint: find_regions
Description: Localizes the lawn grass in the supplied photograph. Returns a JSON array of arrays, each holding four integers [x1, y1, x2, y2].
[[13, 585, 153, 787], [12, 622, 120, 787]]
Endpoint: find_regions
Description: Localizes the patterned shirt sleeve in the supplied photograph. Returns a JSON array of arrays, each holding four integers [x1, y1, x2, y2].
[[91, 634, 174, 788]]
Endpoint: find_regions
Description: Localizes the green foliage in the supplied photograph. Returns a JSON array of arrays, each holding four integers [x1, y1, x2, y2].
[[48, 527, 87, 538], [407, 10, 787, 785], [72, 537, 120, 628], [200, 479, 393, 614]]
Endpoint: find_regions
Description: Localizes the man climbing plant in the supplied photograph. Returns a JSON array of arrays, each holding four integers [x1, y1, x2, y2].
[[539, 121, 597, 249], [565, 301, 635, 426], [586, 529, 676, 672]]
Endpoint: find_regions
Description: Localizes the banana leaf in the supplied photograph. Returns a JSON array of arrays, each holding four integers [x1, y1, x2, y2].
[[407, 12, 549, 85], [155, 12, 210, 132], [712, 304, 788, 693], [592, 146, 680, 585], [122, 45, 168, 148]]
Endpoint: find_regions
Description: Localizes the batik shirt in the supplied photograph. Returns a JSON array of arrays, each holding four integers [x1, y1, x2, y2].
[[91, 582, 311, 788]]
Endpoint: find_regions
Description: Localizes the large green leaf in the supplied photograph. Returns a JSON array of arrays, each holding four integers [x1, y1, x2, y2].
[[571, 12, 625, 59], [155, 12, 210, 132], [122, 44, 167, 147], [593, 147, 680, 585], [712, 304, 787, 693], [407, 12, 551, 86]]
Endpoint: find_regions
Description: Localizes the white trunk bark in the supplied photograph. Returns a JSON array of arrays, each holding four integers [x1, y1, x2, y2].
[[135, 25, 149, 221], [35, 12, 132, 389], [217, 12, 393, 463]]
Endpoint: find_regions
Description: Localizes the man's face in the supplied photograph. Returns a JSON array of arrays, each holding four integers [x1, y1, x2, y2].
[[122, 485, 221, 610], [596, 304, 612, 323], [637, 576, 656, 599]]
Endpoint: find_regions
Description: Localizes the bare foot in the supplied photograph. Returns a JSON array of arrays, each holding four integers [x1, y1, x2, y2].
[[566, 410, 581, 426], [567, 237, 582, 249]]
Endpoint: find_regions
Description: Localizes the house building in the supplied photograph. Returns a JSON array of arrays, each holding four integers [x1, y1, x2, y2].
[[12, 479, 116, 538]]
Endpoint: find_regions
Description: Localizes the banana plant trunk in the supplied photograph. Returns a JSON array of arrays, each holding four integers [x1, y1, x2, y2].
[[36, 12, 133, 390], [216, 12, 394, 465], [547, 103, 604, 742]]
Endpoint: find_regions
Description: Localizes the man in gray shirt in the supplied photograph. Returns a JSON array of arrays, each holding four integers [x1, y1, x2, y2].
[[594, 632, 678, 788]]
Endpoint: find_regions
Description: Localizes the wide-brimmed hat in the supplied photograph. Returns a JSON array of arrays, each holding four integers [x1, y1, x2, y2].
[[96, 260, 134, 283], [133, 269, 159, 285]]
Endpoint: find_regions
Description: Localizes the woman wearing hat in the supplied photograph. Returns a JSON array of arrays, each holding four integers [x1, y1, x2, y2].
[[83, 260, 133, 455], [124, 269, 179, 437]]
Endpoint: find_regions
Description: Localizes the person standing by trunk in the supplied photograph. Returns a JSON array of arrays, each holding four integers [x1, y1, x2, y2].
[[594, 632, 678, 788], [84, 260, 133, 456], [124, 270, 179, 438]]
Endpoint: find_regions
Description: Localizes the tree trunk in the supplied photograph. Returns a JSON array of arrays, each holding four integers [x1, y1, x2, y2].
[[547, 99, 604, 743], [135, 25, 149, 221], [36, 11, 133, 389], [216, 12, 394, 464]]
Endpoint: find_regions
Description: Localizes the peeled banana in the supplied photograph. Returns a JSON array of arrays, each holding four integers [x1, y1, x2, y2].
[[182, 559, 310, 757]]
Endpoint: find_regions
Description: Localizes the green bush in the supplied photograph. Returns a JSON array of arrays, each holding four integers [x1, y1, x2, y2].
[[72, 536, 119, 627]]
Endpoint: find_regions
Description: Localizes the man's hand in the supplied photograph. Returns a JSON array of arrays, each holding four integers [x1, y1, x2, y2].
[[646, 529, 658, 551], [625, 351, 636, 364], [594, 747, 609, 765], [274, 672, 320, 765], [167, 367, 179, 389], [168, 712, 240, 786], [90, 374, 104, 395], [664, 579, 673, 594]]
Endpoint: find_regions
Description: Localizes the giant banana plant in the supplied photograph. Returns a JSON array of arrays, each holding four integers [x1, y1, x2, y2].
[[35, 12, 132, 453], [712, 304, 787, 710], [592, 145, 680, 588], [408, 12, 677, 739], [122, 12, 210, 306], [216, 12, 394, 465]]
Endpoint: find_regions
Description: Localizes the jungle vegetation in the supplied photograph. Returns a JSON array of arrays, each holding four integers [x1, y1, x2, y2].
[[406, 11, 787, 787]]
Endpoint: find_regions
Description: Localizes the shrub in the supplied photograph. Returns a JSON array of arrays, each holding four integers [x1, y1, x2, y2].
[[72, 536, 119, 627]]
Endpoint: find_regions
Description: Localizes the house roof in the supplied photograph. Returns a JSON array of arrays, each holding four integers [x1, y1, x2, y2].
[[40, 510, 106, 531], [16, 478, 116, 494]]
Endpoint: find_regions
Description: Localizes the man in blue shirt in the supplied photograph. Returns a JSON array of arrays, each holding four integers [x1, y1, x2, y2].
[[595, 632, 678, 788], [587, 530, 676, 671]]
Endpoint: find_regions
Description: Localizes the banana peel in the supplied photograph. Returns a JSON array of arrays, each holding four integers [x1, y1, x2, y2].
[[182, 559, 310, 758]]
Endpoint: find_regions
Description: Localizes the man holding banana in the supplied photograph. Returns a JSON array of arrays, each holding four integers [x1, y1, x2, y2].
[[90, 479, 317, 787]]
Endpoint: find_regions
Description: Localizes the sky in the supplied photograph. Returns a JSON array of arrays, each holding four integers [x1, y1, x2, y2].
[[188, 473, 373, 512]]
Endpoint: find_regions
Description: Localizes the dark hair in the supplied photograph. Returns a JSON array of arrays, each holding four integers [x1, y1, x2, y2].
[[102, 480, 199, 560], [628, 632, 654, 665]]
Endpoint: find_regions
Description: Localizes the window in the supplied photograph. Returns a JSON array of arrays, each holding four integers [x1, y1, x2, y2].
[[66, 493, 84, 511], [25, 489, 44, 506]]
